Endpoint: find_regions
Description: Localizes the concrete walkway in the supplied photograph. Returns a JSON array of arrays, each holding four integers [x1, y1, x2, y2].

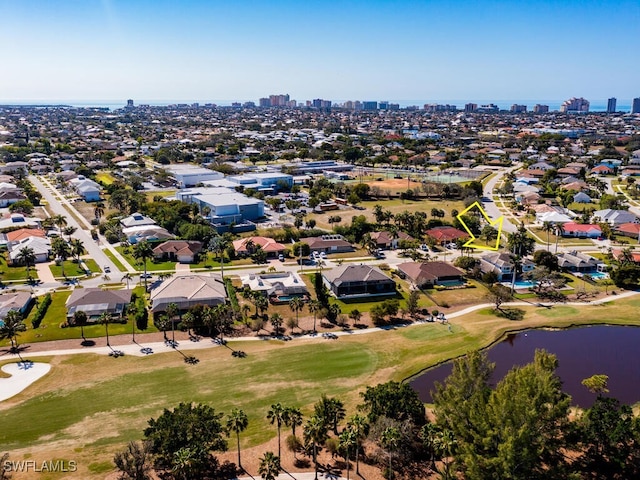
[[4, 290, 638, 362]]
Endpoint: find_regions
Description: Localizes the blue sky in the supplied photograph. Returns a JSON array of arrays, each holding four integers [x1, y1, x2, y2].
[[1, 0, 639, 104]]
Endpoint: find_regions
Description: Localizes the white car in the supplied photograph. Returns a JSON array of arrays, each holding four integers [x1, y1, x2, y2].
[[320, 252, 327, 259]]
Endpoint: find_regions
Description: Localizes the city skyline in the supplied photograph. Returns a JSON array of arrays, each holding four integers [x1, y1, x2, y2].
[[1, 0, 639, 102]]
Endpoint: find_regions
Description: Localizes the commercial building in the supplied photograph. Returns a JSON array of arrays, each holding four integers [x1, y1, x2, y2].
[[176, 187, 264, 232], [533, 104, 549, 113], [607, 97, 617, 113], [633, 98, 640, 114], [166, 165, 224, 188], [510, 104, 527, 113], [560, 97, 590, 113]]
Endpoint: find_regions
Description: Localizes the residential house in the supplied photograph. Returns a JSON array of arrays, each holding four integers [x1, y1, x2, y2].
[[479, 252, 535, 281], [612, 249, 640, 264], [0, 213, 40, 231], [0, 291, 33, 320], [0, 187, 26, 208], [8, 236, 51, 265], [232, 236, 287, 258], [396, 261, 465, 287], [369, 231, 416, 250], [0, 228, 45, 247], [120, 212, 156, 228], [322, 264, 396, 298], [301, 235, 354, 254], [66, 288, 132, 322], [615, 222, 640, 240], [153, 240, 203, 263], [240, 272, 308, 299], [536, 210, 573, 224], [556, 251, 604, 273], [69, 175, 101, 202], [424, 226, 469, 246], [573, 192, 592, 203], [122, 225, 174, 244], [591, 165, 614, 175], [592, 209, 640, 226], [561, 222, 602, 239], [150, 273, 227, 313]]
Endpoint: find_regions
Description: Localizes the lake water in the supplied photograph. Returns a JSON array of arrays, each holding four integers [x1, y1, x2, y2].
[[409, 325, 640, 408]]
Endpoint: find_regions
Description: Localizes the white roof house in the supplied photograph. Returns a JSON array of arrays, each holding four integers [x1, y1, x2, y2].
[[240, 272, 308, 296], [536, 211, 573, 224], [120, 212, 156, 228], [8, 236, 51, 264], [166, 165, 224, 188], [122, 225, 174, 244]]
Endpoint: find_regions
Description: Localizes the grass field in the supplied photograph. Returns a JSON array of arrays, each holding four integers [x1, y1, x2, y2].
[[2, 295, 640, 479], [103, 249, 128, 272], [95, 172, 116, 185], [49, 259, 100, 278], [308, 198, 466, 230], [115, 246, 176, 272]]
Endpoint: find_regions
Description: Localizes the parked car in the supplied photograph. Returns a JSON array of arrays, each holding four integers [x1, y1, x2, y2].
[[278, 254, 285, 261]]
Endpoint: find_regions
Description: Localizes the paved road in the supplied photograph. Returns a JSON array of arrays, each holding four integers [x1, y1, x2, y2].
[[482, 166, 520, 234], [29, 175, 121, 276]]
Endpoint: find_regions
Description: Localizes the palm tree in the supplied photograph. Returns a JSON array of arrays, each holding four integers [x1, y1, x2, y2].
[[133, 240, 154, 289], [288, 297, 304, 328], [381, 426, 400, 480], [554, 223, 564, 254], [258, 451, 281, 480], [339, 427, 357, 480], [181, 311, 195, 337], [94, 202, 105, 220], [155, 315, 170, 342], [70, 239, 86, 263], [304, 415, 328, 480], [51, 237, 71, 277], [122, 273, 132, 289], [16, 246, 36, 278], [73, 310, 88, 341], [286, 406, 303, 438], [541, 221, 554, 252], [0, 310, 26, 351], [308, 300, 321, 333], [63, 225, 77, 242], [208, 235, 230, 279], [52, 214, 67, 237], [267, 403, 287, 458], [270, 313, 283, 336], [226, 408, 248, 469], [348, 414, 369, 475], [254, 294, 268, 318], [165, 302, 179, 345], [99, 311, 111, 347]]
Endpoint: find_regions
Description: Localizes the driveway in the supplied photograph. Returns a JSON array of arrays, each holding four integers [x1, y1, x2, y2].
[[482, 166, 520, 234]]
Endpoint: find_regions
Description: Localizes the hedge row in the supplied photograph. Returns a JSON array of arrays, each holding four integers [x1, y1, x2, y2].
[[31, 293, 52, 329], [224, 277, 240, 313]]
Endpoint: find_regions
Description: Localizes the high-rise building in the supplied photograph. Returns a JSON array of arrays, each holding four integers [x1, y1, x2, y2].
[[632, 98, 640, 114], [126, 99, 134, 108], [510, 104, 527, 113], [378, 101, 389, 110], [259, 98, 271, 107], [533, 104, 549, 113], [607, 97, 617, 113], [560, 97, 589, 113], [362, 101, 378, 111]]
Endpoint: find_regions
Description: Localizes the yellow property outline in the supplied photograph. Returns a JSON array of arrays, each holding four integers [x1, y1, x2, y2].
[[456, 201, 504, 251]]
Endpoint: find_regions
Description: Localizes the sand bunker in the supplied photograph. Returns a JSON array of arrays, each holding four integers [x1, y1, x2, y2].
[[0, 361, 51, 402]]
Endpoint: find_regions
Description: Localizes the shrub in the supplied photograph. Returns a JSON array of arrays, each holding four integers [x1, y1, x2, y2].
[[224, 278, 240, 312], [31, 293, 52, 329], [286, 434, 302, 453]]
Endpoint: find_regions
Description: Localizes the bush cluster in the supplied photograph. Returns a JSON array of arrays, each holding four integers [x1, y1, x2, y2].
[[31, 293, 52, 329]]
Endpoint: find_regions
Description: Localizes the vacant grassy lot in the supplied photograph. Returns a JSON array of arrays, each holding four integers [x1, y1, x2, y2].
[[308, 198, 467, 230], [2, 295, 640, 479]]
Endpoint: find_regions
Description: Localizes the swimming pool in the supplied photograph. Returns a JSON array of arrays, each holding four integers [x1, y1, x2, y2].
[[503, 280, 538, 289], [585, 271, 609, 280]]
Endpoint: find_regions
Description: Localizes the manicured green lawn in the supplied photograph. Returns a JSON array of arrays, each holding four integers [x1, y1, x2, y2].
[[103, 249, 127, 272], [0, 254, 33, 282], [4, 295, 640, 480], [116, 246, 176, 272], [0, 288, 157, 347], [49, 259, 100, 278]]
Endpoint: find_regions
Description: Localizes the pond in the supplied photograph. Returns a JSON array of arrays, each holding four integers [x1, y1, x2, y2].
[[410, 325, 640, 408]]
